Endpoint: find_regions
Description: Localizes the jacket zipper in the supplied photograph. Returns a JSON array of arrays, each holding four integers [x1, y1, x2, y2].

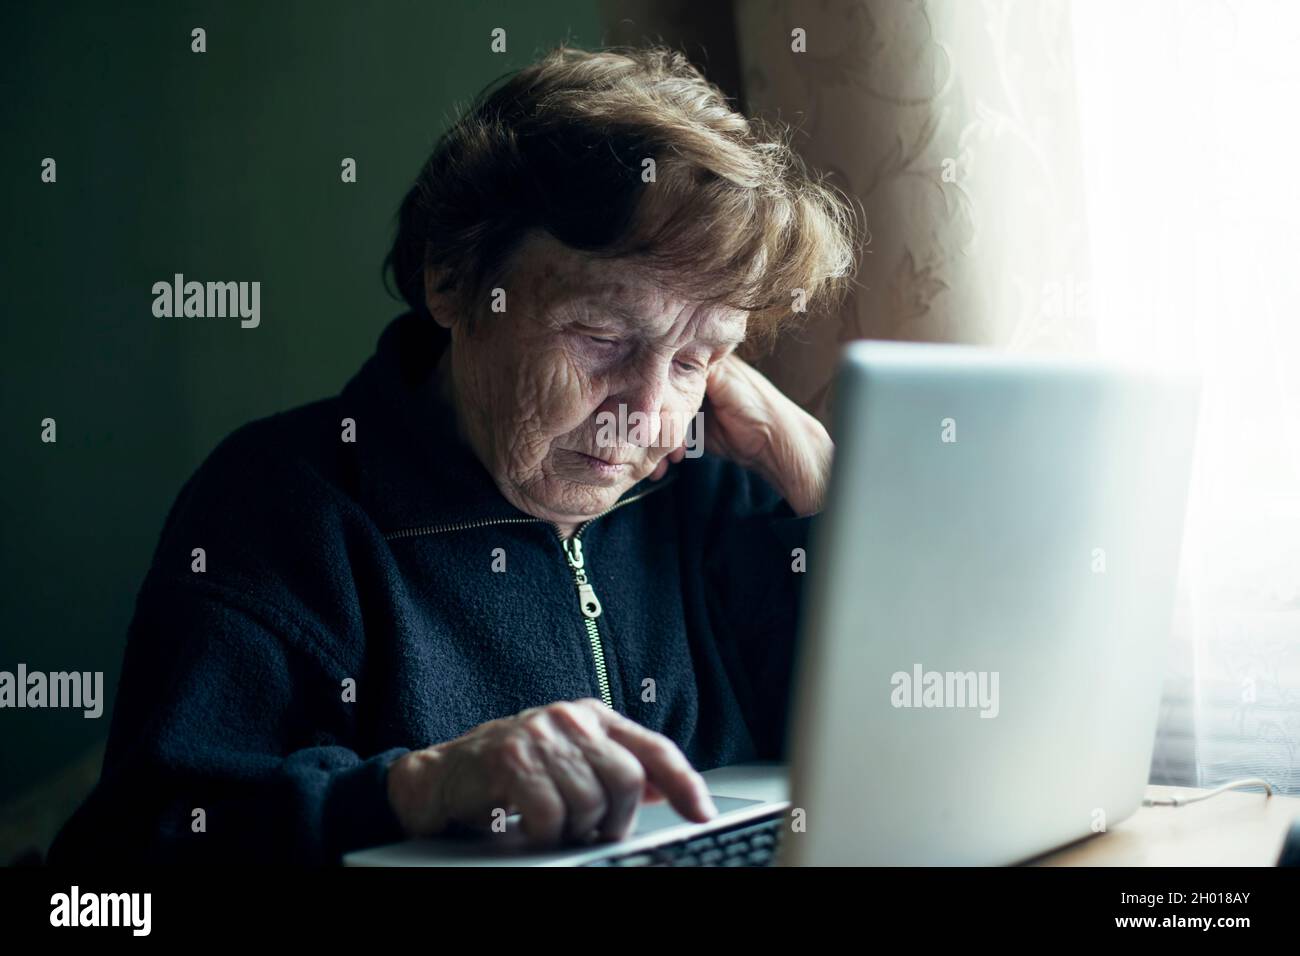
[[383, 477, 675, 710], [559, 536, 609, 706]]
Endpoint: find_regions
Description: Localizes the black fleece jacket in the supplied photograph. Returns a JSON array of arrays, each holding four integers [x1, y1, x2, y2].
[[47, 311, 812, 865]]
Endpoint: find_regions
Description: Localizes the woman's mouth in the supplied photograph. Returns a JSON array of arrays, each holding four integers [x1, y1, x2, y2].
[[574, 452, 629, 476], [569, 450, 632, 481]]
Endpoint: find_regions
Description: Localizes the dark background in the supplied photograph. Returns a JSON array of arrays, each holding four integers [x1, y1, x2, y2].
[[0, 1, 745, 857]]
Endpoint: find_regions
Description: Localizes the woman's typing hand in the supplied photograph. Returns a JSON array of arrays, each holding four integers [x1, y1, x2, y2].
[[386, 698, 718, 845]]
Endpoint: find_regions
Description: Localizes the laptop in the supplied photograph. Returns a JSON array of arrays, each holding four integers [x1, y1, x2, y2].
[[346, 340, 1201, 867]]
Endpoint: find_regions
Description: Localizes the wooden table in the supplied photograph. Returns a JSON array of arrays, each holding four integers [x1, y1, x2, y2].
[[1030, 785, 1298, 866]]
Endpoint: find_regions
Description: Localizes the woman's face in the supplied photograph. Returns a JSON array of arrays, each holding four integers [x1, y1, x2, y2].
[[431, 231, 747, 527]]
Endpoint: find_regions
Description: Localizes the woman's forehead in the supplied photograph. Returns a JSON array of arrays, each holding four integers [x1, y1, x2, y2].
[[556, 285, 746, 346], [510, 232, 748, 344]]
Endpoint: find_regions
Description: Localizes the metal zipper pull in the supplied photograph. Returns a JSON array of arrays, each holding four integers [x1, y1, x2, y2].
[[576, 583, 602, 619], [561, 538, 603, 619]]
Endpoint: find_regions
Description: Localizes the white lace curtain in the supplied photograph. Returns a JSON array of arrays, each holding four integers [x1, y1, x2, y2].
[[1072, 0, 1300, 793], [728, 0, 1299, 792]]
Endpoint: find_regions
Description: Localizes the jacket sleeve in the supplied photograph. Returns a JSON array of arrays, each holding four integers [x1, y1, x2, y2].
[[47, 574, 410, 866], [48, 417, 411, 866], [697, 462, 816, 761]]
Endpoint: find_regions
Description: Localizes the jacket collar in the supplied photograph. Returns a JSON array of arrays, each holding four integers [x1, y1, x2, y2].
[[339, 311, 664, 535]]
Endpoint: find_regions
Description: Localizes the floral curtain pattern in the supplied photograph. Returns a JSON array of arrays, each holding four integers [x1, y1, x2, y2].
[[734, 0, 1091, 422]]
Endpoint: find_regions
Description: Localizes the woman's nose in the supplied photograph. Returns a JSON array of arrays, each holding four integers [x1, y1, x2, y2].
[[613, 363, 670, 447]]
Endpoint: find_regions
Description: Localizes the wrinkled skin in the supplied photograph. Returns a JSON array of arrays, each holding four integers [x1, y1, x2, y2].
[[429, 231, 748, 535], [388, 230, 834, 846]]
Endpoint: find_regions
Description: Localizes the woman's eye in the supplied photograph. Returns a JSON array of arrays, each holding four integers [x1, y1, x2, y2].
[[585, 334, 618, 347], [674, 359, 705, 374]]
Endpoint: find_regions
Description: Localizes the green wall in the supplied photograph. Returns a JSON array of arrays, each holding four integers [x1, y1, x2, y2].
[[0, 0, 604, 802]]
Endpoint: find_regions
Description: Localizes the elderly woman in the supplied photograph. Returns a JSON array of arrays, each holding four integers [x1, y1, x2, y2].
[[49, 46, 855, 865]]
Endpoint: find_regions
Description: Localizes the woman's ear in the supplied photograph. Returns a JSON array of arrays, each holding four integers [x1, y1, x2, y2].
[[423, 265, 457, 330]]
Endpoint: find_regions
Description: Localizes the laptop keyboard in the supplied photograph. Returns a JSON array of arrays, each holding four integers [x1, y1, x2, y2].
[[582, 811, 785, 867]]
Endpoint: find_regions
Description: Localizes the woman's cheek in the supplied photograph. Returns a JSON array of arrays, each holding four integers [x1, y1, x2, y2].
[[528, 345, 603, 436]]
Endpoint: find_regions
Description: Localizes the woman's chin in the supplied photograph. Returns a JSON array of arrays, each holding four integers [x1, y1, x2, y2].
[[520, 478, 635, 525], [508, 451, 649, 524]]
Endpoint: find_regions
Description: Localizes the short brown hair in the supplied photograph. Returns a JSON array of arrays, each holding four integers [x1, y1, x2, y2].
[[384, 45, 858, 356]]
